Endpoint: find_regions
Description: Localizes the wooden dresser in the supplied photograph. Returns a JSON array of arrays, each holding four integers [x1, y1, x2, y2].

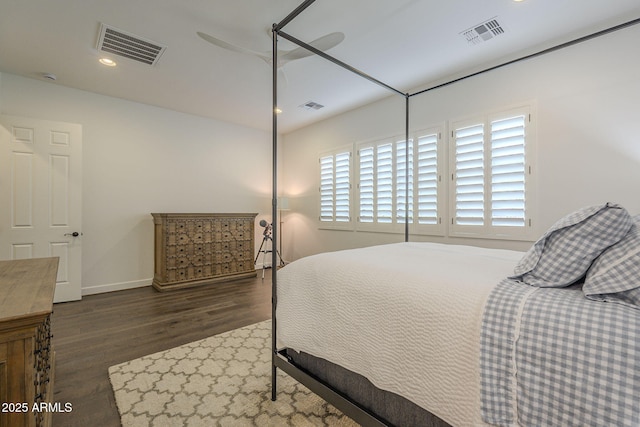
[[151, 213, 258, 291], [0, 257, 58, 427]]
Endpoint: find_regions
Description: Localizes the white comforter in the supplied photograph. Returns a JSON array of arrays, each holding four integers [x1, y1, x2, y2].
[[276, 242, 524, 427]]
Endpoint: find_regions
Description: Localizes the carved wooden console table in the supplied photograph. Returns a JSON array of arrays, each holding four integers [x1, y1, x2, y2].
[[151, 213, 258, 291], [0, 257, 58, 427]]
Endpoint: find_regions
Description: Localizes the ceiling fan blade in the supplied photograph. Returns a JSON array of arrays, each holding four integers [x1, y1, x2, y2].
[[280, 32, 345, 61], [278, 68, 288, 90], [197, 31, 269, 60]]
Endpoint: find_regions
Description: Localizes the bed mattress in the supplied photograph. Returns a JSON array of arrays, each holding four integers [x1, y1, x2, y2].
[[276, 242, 524, 426]]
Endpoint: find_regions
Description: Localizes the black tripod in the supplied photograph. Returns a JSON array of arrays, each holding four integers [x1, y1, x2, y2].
[[254, 221, 284, 279]]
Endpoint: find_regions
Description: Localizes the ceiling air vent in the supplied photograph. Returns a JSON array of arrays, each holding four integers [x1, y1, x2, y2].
[[461, 17, 505, 45], [97, 23, 166, 66], [299, 101, 325, 111]]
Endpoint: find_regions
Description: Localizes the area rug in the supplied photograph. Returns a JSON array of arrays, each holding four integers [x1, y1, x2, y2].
[[108, 320, 357, 426]]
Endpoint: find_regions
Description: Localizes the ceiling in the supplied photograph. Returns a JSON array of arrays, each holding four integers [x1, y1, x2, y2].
[[1, 0, 639, 133]]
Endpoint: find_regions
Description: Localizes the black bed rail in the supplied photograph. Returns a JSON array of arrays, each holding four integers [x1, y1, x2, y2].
[[274, 350, 389, 426]]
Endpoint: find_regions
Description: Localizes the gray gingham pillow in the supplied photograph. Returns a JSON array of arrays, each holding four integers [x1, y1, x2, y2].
[[584, 218, 640, 309], [510, 203, 633, 287]]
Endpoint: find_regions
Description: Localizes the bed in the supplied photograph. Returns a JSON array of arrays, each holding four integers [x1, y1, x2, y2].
[[272, 203, 640, 426], [267, 3, 640, 425], [276, 241, 522, 426]]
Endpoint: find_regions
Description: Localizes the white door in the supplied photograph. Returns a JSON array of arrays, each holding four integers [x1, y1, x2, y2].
[[0, 115, 82, 302]]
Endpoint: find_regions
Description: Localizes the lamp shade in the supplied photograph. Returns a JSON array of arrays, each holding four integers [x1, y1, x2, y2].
[[278, 197, 290, 210]]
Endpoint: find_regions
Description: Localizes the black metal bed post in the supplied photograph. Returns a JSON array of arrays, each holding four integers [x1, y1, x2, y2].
[[271, 0, 318, 404], [271, 23, 279, 402], [404, 94, 410, 243], [273, 0, 316, 32]]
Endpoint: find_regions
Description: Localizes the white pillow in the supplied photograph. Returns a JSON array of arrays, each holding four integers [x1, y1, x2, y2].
[[511, 203, 633, 287]]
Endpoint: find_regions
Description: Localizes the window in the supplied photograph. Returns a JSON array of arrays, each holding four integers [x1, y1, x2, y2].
[[453, 123, 485, 226], [414, 131, 442, 232], [317, 104, 534, 240], [450, 107, 533, 239], [396, 139, 413, 223], [356, 127, 444, 234], [357, 138, 406, 231], [358, 146, 374, 223], [319, 148, 352, 228], [491, 115, 527, 227]]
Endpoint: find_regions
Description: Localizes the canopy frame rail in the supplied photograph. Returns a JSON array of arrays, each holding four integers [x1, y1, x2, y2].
[[277, 30, 406, 97], [409, 15, 640, 98]]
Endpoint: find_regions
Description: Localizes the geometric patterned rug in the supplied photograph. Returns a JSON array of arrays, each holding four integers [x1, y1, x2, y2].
[[108, 320, 357, 426]]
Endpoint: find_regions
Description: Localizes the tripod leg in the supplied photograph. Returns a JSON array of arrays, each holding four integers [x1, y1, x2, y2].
[[255, 237, 266, 265], [261, 245, 267, 280]]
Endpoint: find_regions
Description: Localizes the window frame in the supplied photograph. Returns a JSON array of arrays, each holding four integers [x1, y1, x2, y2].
[[315, 103, 536, 241], [409, 126, 446, 236], [448, 105, 536, 241], [356, 136, 404, 233], [355, 125, 446, 236], [318, 145, 354, 231]]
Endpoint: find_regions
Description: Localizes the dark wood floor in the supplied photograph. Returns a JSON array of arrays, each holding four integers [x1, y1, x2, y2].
[[50, 273, 272, 427]]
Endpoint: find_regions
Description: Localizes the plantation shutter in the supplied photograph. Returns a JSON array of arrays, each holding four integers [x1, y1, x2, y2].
[[358, 146, 375, 223], [377, 143, 393, 223], [491, 115, 526, 226], [417, 133, 438, 225], [334, 152, 351, 222], [319, 155, 334, 222], [454, 124, 485, 226], [396, 139, 413, 222], [319, 150, 351, 223]]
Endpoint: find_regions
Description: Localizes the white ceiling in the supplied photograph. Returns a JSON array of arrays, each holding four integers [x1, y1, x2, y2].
[[1, 0, 639, 133]]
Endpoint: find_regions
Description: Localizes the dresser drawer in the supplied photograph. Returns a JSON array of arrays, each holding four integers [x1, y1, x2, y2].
[[152, 213, 258, 291]]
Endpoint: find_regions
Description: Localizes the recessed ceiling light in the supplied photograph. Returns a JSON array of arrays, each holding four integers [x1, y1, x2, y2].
[[99, 58, 117, 67]]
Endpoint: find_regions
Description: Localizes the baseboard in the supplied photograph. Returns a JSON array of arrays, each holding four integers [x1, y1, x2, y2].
[[82, 278, 152, 296], [81, 267, 282, 296], [256, 260, 290, 268], [255, 262, 270, 270]]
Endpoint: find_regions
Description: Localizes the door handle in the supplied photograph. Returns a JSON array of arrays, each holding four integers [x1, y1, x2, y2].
[[64, 232, 82, 237]]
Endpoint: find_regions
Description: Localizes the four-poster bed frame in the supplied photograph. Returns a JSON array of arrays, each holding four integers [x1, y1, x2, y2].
[[268, 2, 640, 425]]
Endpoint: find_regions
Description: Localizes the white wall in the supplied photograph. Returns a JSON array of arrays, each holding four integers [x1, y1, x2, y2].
[[0, 73, 273, 295], [3, 24, 639, 290], [281, 24, 640, 261]]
